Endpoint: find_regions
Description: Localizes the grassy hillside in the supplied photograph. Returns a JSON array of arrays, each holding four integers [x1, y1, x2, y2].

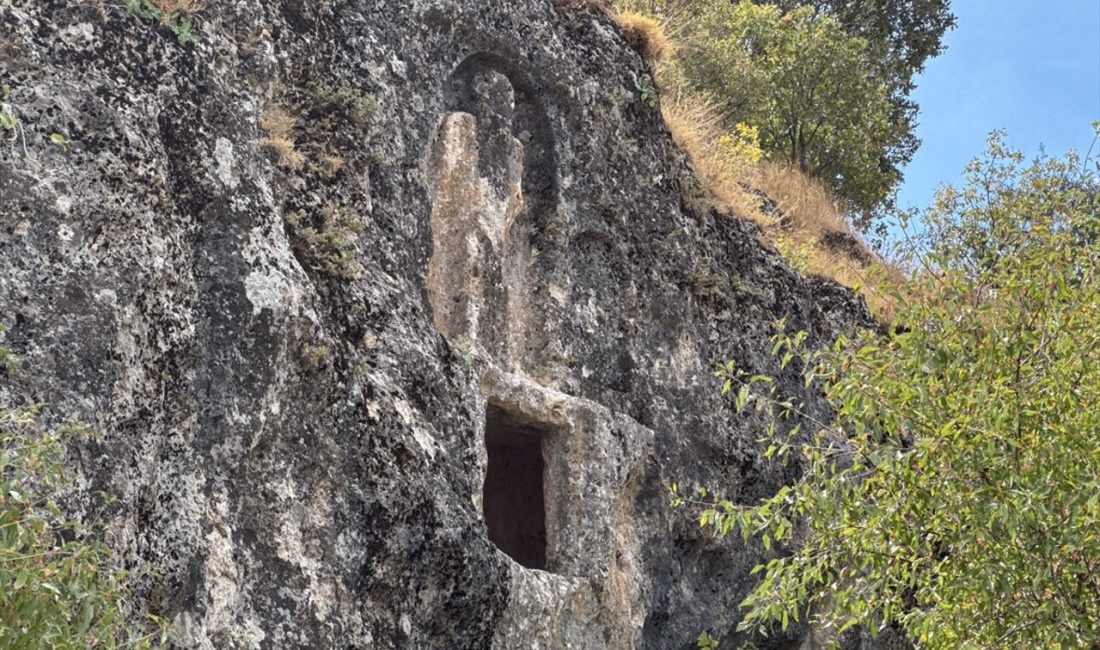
[[611, 2, 904, 320]]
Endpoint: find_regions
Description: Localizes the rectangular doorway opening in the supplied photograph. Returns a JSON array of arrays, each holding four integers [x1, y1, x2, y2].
[[483, 404, 548, 570]]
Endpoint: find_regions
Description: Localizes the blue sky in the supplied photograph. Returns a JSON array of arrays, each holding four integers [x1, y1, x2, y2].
[[895, 0, 1100, 212]]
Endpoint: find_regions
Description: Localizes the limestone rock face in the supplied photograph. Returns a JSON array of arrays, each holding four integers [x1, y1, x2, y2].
[[0, 1, 869, 648]]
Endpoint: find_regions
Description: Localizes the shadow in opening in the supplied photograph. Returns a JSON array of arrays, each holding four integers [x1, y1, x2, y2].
[[483, 404, 548, 570]]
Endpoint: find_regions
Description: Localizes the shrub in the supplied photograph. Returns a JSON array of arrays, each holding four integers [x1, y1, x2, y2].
[[681, 2, 904, 229], [123, 0, 203, 44], [686, 131, 1100, 648], [0, 405, 168, 648], [284, 204, 364, 279]]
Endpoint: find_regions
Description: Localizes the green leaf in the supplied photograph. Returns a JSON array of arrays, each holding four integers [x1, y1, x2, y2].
[[49, 132, 69, 150]]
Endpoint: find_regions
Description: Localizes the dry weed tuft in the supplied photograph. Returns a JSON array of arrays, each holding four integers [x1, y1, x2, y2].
[[259, 106, 305, 170], [157, 0, 205, 15], [616, 11, 674, 65], [318, 154, 345, 177], [752, 162, 849, 239]]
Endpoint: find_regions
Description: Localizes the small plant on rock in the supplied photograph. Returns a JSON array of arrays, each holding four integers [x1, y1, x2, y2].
[[309, 85, 380, 129], [0, 85, 17, 133], [259, 106, 305, 170], [636, 75, 657, 107], [1, 84, 27, 154], [123, 0, 203, 44], [285, 205, 364, 279], [0, 326, 15, 376], [690, 262, 726, 296]]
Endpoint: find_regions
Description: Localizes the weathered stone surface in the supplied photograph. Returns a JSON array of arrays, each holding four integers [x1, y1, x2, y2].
[[0, 0, 870, 648]]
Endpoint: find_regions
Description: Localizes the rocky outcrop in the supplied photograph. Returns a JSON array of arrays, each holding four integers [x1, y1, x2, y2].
[[0, 0, 869, 648]]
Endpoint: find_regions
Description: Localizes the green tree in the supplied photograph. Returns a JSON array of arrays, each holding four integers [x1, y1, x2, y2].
[[614, 0, 954, 233], [772, 0, 955, 89], [0, 401, 167, 648], [688, 131, 1100, 647], [677, 2, 906, 229]]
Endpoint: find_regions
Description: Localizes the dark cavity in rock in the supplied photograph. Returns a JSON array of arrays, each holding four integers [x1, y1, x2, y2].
[[483, 403, 550, 570]]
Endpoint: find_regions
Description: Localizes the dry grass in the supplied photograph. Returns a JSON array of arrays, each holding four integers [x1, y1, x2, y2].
[[659, 96, 903, 320], [157, 0, 204, 15], [752, 162, 849, 239], [317, 154, 345, 178], [610, 0, 700, 49], [608, 5, 905, 320], [661, 96, 769, 224], [259, 106, 305, 170], [752, 163, 903, 320], [774, 230, 904, 322], [615, 11, 674, 65]]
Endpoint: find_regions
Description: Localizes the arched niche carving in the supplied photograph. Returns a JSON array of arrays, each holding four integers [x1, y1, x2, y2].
[[425, 53, 559, 372]]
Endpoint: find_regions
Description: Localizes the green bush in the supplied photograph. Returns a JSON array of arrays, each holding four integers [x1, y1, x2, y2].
[[684, 130, 1100, 647], [0, 405, 167, 648], [123, 0, 200, 45]]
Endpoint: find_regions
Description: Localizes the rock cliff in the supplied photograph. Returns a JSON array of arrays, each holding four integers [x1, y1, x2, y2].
[[0, 0, 869, 647]]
